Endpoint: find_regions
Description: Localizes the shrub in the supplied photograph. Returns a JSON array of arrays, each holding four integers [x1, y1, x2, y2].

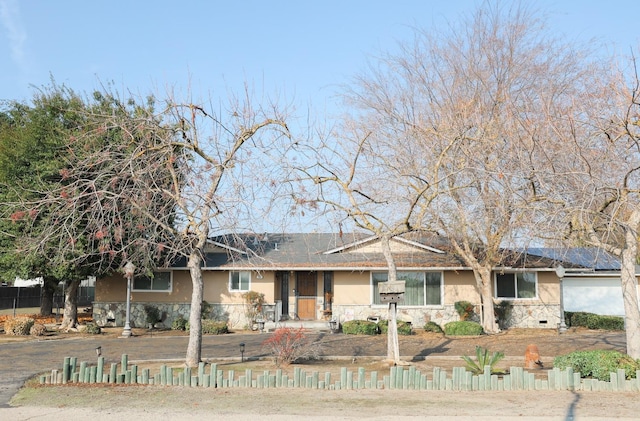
[[201, 301, 213, 320], [143, 305, 161, 326], [462, 346, 506, 375], [261, 327, 321, 367], [444, 321, 483, 336], [30, 323, 47, 336], [4, 317, 35, 335], [494, 300, 512, 329], [341, 320, 379, 335], [171, 316, 188, 331], [84, 323, 102, 334], [202, 319, 228, 335], [553, 350, 640, 380], [242, 290, 265, 327], [565, 311, 624, 330], [378, 319, 412, 335], [454, 300, 475, 321], [423, 321, 443, 333]]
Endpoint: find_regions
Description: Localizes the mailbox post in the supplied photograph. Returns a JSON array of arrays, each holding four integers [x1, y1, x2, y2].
[[379, 280, 405, 364]]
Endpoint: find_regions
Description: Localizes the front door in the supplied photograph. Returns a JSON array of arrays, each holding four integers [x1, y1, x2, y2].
[[296, 272, 317, 320]]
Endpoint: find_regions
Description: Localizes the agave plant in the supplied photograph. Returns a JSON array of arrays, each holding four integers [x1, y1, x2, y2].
[[461, 346, 506, 375]]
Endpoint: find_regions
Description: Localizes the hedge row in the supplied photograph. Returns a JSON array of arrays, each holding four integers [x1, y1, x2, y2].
[[565, 311, 624, 331]]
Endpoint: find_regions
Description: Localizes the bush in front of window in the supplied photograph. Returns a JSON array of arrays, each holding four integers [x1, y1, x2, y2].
[[444, 321, 483, 336], [454, 300, 475, 321], [377, 319, 412, 335], [565, 311, 624, 331], [554, 350, 640, 381], [341, 320, 379, 335], [202, 320, 228, 335], [423, 321, 443, 333]]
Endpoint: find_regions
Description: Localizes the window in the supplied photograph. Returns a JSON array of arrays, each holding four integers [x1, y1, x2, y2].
[[133, 272, 172, 292], [230, 271, 251, 292], [372, 271, 442, 306], [495, 272, 537, 299]]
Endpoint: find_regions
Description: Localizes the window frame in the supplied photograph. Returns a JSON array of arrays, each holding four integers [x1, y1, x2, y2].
[[229, 270, 251, 292], [371, 271, 443, 307], [494, 271, 538, 300], [132, 271, 172, 292]]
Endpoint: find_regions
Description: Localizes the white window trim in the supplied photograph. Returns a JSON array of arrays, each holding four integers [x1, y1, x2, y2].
[[493, 271, 538, 300], [370, 271, 443, 307], [229, 270, 251, 292], [132, 271, 173, 293]]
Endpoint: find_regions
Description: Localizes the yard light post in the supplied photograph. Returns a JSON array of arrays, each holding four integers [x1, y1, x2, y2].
[[556, 265, 567, 333], [122, 261, 135, 338], [240, 342, 245, 362]]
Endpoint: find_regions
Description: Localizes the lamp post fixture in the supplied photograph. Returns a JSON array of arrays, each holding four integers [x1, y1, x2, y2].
[[556, 265, 567, 333], [240, 342, 245, 362], [122, 261, 135, 338]]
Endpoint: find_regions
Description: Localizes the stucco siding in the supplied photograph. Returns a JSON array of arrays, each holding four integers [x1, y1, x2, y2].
[[333, 271, 370, 305]]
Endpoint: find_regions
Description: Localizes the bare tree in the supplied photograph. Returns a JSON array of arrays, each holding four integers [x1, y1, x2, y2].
[[20, 86, 292, 365], [328, 2, 593, 333], [540, 55, 640, 358]]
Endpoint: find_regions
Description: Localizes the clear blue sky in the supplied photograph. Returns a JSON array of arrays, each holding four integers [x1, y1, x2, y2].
[[1, 0, 639, 114]]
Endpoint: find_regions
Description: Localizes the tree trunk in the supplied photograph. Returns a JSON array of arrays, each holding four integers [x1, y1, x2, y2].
[[476, 268, 499, 334], [621, 220, 640, 359], [59, 279, 80, 330], [380, 235, 401, 364], [39, 277, 57, 316], [185, 251, 204, 367]]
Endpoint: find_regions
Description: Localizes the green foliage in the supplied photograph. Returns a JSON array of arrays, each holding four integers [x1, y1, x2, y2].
[[201, 320, 228, 335], [201, 301, 213, 320], [29, 323, 47, 336], [143, 305, 161, 325], [454, 301, 475, 321], [565, 311, 624, 331], [444, 321, 483, 336], [83, 323, 102, 335], [4, 317, 35, 335], [494, 300, 512, 329], [261, 327, 321, 367], [171, 316, 188, 331], [423, 321, 443, 333], [378, 319, 412, 335], [341, 320, 379, 335], [553, 350, 640, 380], [461, 346, 506, 375]]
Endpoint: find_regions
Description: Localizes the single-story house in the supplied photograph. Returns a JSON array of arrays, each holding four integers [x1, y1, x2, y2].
[[92, 232, 634, 330]]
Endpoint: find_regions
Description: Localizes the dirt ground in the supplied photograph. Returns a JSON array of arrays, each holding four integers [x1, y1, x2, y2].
[[1, 323, 636, 420]]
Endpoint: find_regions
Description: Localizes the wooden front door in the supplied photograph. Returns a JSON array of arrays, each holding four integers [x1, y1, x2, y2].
[[296, 272, 317, 320]]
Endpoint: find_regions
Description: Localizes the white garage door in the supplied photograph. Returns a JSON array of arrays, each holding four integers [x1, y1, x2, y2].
[[563, 278, 624, 316]]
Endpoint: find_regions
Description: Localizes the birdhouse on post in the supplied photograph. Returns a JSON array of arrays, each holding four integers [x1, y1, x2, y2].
[[379, 280, 405, 304]]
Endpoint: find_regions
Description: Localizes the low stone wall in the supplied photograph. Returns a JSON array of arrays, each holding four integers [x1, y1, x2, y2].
[[93, 302, 249, 329]]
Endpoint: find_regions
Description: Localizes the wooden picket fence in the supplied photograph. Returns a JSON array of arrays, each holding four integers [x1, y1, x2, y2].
[[40, 354, 640, 392]]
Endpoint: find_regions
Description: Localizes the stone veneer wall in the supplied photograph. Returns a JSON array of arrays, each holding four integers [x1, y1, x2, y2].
[[93, 301, 561, 330], [332, 303, 561, 330], [93, 302, 249, 329]]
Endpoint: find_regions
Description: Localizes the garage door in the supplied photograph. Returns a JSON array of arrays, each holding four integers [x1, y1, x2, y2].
[[563, 278, 624, 316]]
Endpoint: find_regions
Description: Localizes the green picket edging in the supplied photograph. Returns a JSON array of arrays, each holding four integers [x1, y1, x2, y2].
[[36, 354, 640, 393]]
